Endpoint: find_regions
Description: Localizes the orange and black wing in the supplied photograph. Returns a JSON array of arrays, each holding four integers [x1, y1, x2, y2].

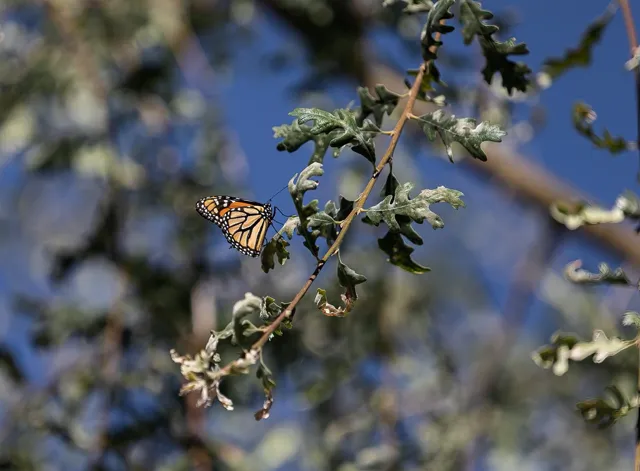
[[195, 196, 273, 257]]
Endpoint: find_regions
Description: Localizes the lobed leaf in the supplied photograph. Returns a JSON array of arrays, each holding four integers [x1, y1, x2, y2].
[[413, 110, 506, 162], [273, 119, 334, 165], [337, 258, 367, 303], [307, 196, 354, 246], [290, 108, 377, 165], [378, 231, 430, 274], [563, 260, 631, 286], [420, 0, 455, 61], [550, 199, 626, 230], [383, 0, 433, 14], [541, 7, 614, 81], [355, 85, 401, 127], [255, 353, 276, 421], [577, 386, 636, 429], [458, 0, 531, 94], [261, 238, 291, 274], [363, 181, 464, 231], [532, 330, 635, 376], [572, 102, 630, 155]]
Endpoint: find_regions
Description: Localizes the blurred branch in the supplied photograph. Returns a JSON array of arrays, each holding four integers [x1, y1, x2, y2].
[[617, 2, 640, 469]]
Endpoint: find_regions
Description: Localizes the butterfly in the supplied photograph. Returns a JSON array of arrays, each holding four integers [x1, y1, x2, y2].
[[195, 196, 275, 257]]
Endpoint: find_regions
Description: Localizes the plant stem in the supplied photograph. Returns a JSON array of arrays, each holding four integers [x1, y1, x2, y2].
[[215, 61, 429, 374]]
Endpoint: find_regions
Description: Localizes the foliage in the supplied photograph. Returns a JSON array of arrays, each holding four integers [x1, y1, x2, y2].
[[540, 6, 615, 81], [572, 102, 631, 154], [458, 0, 531, 94], [412, 110, 507, 162]]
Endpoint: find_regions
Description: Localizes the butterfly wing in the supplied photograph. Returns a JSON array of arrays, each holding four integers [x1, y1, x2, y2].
[[196, 196, 273, 257]]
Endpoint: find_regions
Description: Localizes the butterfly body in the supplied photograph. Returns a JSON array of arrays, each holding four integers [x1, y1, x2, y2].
[[196, 196, 274, 257]]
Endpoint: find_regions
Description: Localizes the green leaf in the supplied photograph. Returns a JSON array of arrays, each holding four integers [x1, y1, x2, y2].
[[383, 0, 433, 13], [289, 162, 324, 198], [622, 312, 640, 329], [541, 7, 614, 81], [313, 259, 367, 317], [407, 64, 445, 98], [459, 0, 499, 44], [355, 85, 401, 126], [573, 102, 630, 154], [550, 199, 625, 230], [577, 386, 635, 428], [420, 0, 455, 61], [458, 0, 531, 94], [232, 293, 263, 349], [532, 330, 635, 376], [289, 163, 325, 257], [563, 260, 631, 286], [308, 197, 354, 246], [337, 258, 367, 303], [378, 231, 430, 274], [363, 182, 464, 231], [273, 119, 333, 165], [261, 237, 291, 274], [313, 288, 347, 318], [255, 354, 276, 421], [480, 37, 531, 95], [290, 108, 377, 164], [413, 110, 506, 162], [308, 211, 337, 228]]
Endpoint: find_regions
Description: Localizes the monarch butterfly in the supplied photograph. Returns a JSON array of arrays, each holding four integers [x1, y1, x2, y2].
[[195, 196, 275, 257]]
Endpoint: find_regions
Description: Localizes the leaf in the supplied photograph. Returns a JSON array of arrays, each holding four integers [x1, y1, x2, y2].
[[563, 260, 631, 286], [261, 237, 291, 274], [572, 102, 630, 154], [314, 288, 348, 318], [480, 37, 531, 95], [314, 259, 367, 317], [420, 0, 455, 61], [337, 258, 367, 303], [260, 298, 294, 335], [290, 108, 377, 164], [308, 196, 354, 246], [550, 200, 625, 230], [289, 163, 324, 257], [570, 330, 634, 363], [459, 0, 499, 44], [355, 85, 401, 126], [383, 0, 433, 13], [232, 293, 263, 349], [273, 119, 333, 165], [532, 330, 635, 376], [622, 312, 640, 329], [458, 0, 531, 94], [577, 386, 635, 428], [541, 7, 614, 81], [289, 162, 324, 198], [407, 64, 446, 98], [413, 110, 506, 162], [378, 231, 430, 274], [363, 182, 464, 231], [255, 354, 276, 421]]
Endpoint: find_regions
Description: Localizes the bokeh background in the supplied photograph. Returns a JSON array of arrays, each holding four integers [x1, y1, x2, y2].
[[0, 0, 639, 470]]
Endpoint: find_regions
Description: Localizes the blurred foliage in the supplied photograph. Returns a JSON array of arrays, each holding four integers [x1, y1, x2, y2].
[[0, 0, 636, 470]]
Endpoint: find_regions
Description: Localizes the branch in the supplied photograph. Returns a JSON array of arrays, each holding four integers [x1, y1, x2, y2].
[[212, 60, 431, 380]]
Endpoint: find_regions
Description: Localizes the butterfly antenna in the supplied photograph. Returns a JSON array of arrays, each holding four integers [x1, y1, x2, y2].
[[266, 184, 289, 203], [275, 206, 294, 218]]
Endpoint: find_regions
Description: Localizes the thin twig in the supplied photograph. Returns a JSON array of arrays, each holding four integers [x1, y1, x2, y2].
[[213, 60, 430, 377]]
